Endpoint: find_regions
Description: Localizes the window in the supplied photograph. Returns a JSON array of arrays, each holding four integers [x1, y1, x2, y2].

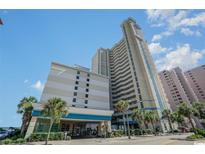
[[75, 81, 79, 84], [137, 88, 141, 94], [86, 83, 89, 87], [87, 78, 90, 82], [74, 86, 78, 90], [72, 105, 76, 107], [85, 94, 88, 98], [86, 88, 89, 92], [77, 71, 80, 74], [76, 76, 79, 79], [139, 95, 142, 100], [85, 100, 88, 104], [84, 106, 87, 108], [73, 98, 76, 102], [87, 73, 90, 77], [136, 82, 139, 88], [74, 92, 77, 96]]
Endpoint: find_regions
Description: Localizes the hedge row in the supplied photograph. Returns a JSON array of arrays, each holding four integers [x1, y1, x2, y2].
[[0, 138, 25, 145], [28, 132, 71, 142]]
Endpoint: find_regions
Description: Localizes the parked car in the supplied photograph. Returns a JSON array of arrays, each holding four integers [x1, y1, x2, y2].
[[0, 131, 9, 140]]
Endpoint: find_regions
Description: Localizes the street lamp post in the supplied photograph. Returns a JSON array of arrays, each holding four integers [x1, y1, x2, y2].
[[126, 111, 131, 139]]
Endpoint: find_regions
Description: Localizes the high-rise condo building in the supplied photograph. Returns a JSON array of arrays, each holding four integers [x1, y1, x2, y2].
[[25, 62, 113, 138], [92, 48, 110, 77], [92, 17, 170, 131], [159, 67, 198, 112], [185, 65, 205, 102]]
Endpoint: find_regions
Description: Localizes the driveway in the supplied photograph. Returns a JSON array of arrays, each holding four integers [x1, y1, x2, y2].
[[28, 133, 205, 145]]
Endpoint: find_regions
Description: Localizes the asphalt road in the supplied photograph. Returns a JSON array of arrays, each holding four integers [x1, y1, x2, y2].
[[28, 133, 205, 145]]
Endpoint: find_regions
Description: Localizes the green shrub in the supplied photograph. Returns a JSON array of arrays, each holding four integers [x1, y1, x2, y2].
[[28, 132, 66, 142], [16, 138, 26, 144], [135, 129, 144, 135], [187, 134, 204, 140], [10, 134, 24, 140], [195, 128, 205, 137], [1, 139, 13, 145], [143, 129, 153, 135], [110, 130, 125, 137], [129, 129, 143, 136]]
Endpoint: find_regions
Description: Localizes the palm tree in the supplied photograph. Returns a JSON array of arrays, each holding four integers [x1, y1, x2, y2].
[[144, 110, 151, 129], [132, 108, 145, 127], [192, 102, 205, 119], [42, 97, 68, 145], [17, 96, 38, 136], [177, 103, 196, 133], [132, 108, 145, 135], [162, 109, 174, 133], [170, 111, 185, 128], [115, 100, 131, 139], [144, 110, 159, 134]]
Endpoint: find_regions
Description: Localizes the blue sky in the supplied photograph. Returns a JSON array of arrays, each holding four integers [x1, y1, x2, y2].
[[0, 9, 205, 127]]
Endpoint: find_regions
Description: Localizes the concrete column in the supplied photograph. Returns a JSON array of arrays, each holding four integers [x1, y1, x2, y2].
[[25, 117, 37, 139], [106, 121, 112, 133], [98, 121, 104, 136], [69, 122, 74, 135]]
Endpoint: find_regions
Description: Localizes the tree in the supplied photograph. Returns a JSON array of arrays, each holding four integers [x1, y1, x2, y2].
[[17, 96, 38, 136], [144, 110, 159, 134], [132, 108, 145, 128], [42, 97, 68, 145], [162, 109, 173, 133], [177, 103, 196, 133], [132, 108, 145, 135], [144, 110, 151, 129], [115, 100, 131, 139], [192, 102, 205, 119], [171, 111, 185, 127]]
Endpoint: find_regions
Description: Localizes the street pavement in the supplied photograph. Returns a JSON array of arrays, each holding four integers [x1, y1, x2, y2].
[[28, 133, 205, 145]]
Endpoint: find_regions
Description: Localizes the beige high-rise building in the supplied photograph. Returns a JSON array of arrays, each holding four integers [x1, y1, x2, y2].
[[92, 17, 170, 131], [185, 65, 205, 102], [159, 67, 198, 112]]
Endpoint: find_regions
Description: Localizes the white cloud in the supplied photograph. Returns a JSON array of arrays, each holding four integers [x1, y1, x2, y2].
[[31, 80, 44, 92], [146, 10, 176, 22], [152, 34, 162, 42], [151, 31, 173, 42], [148, 43, 168, 54], [24, 79, 28, 83], [147, 10, 205, 40], [156, 44, 204, 71], [167, 10, 188, 30], [178, 12, 205, 27], [180, 28, 201, 36]]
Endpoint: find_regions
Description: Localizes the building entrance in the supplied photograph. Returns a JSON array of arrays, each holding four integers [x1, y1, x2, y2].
[[60, 121, 99, 138]]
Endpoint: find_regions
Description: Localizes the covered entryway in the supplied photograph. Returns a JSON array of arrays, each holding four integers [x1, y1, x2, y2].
[[60, 120, 111, 138]]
